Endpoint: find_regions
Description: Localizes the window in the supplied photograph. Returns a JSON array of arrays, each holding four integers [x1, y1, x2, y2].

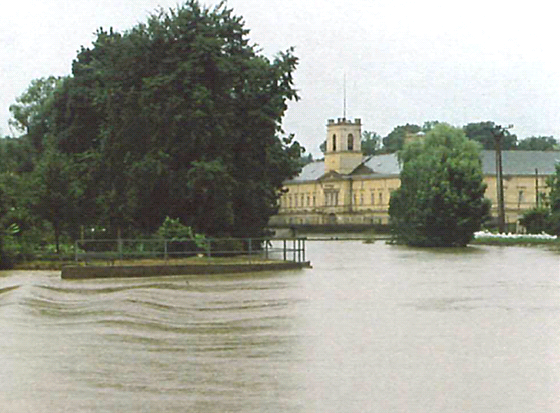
[[294, 196, 298, 207], [307, 195, 310, 206], [301, 194, 305, 207], [371, 192, 375, 205], [313, 195, 316, 206], [289, 196, 292, 208], [360, 193, 364, 205], [325, 191, 339, 206], [518, 190, 524, 208], [332, 134, 337, 151], [348, 134, 354, 151], [379, 193, 383, 205]]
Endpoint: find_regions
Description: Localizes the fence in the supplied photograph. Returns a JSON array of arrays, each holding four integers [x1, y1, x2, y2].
[[74, 237, 306, 265]]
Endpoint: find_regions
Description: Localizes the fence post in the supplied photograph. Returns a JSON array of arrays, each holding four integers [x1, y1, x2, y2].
[[292, 238, 296, 262], [207, 239, 211, 258], [248, 238, 252, 262], [75, 240, 79, 263], [265, 239, 268, 260], [118, 239, 123, 262], [283, 239, 286, 261], [302, 239, 306, 263], [164, 239, 168, 261]]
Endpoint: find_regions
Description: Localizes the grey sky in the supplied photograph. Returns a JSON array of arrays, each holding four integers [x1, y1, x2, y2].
[[2, 0, 558, 156]]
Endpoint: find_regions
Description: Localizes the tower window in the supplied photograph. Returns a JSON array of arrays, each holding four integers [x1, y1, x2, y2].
[[332, 134, 337, 151], [348, 134, 354, 151]]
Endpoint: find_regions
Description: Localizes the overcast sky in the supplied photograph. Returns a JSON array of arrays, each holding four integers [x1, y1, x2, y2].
[[1, 0, 559, 156]]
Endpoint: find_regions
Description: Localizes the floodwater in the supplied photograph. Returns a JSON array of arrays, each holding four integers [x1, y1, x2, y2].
[[1, 241, 559, 412]]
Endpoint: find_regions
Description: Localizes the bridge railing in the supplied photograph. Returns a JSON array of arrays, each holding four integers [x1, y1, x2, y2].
[[73, 237, 306, 265]]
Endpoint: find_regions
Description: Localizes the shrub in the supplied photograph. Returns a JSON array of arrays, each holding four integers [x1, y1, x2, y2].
[[519, 208, 551, 234]]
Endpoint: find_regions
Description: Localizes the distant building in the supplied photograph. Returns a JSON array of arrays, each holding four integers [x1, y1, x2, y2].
[[269, 118, 559, 229]]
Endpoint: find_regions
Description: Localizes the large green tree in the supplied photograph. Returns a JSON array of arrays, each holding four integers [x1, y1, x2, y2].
[[463, 121, 517, 150], [50, 1, 302, 238], [389, 124, 490, 247]]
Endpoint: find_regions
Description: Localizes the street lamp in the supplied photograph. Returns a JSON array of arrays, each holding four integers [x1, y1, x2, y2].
[[492, 124, 513, 233]]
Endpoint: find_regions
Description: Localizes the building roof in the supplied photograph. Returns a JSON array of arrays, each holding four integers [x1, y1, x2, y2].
[[286, 160, 326, 183], [360, 153, 401, 176], [480, 150, 560, 176], [286, 150, 560, 183]]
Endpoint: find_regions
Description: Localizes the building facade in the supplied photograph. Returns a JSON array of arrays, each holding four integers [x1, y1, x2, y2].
[[269, 118, 559, 229]]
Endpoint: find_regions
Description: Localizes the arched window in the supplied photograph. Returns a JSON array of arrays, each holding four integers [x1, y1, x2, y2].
[[332, 134, 337, 151], [347, 134, 354, 151]]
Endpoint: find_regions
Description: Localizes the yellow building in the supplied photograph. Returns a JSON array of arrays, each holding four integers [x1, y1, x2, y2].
[[269, 118, 559, 229]]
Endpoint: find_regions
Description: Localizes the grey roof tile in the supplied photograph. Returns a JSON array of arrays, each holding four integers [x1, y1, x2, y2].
[[286, 151, 560, 183], [285, 160, 325, 183], [361, 154, 401, 175], [480, 150, 560, 175]]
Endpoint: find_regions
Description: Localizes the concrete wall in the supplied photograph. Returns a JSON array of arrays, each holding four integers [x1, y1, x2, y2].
[[62, 262, 311, 279]]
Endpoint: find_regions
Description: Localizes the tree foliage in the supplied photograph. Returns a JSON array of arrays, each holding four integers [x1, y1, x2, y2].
[[47, 0, 302, 238], [31, 148, 84, 252], [544, 164, 560, 235], [9, 76, 63, 153], [361, 130, 380, 156], [520, 165, 560, 235], [516, 136, 557, 151], [382, 123, 421, 153], [518, 208, 550, 234], [389, 124, 490, 247], [422, 120, 440, 132], [463, 121, 517, 150]]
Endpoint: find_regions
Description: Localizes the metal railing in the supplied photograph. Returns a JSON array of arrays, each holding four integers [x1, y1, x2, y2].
[[74, 237, 306, 265]]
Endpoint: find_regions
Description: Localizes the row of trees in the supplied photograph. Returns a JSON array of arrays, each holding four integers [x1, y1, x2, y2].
[[318, 121, 557, 157], [0, 1, 304, 267]]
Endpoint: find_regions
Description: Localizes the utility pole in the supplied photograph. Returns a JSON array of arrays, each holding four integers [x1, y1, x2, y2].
[[535, 168, 539, 208], [492, 124, 513, 233]]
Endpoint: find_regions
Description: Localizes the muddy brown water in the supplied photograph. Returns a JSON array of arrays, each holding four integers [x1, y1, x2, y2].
[[1, 241, 559, 412]]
